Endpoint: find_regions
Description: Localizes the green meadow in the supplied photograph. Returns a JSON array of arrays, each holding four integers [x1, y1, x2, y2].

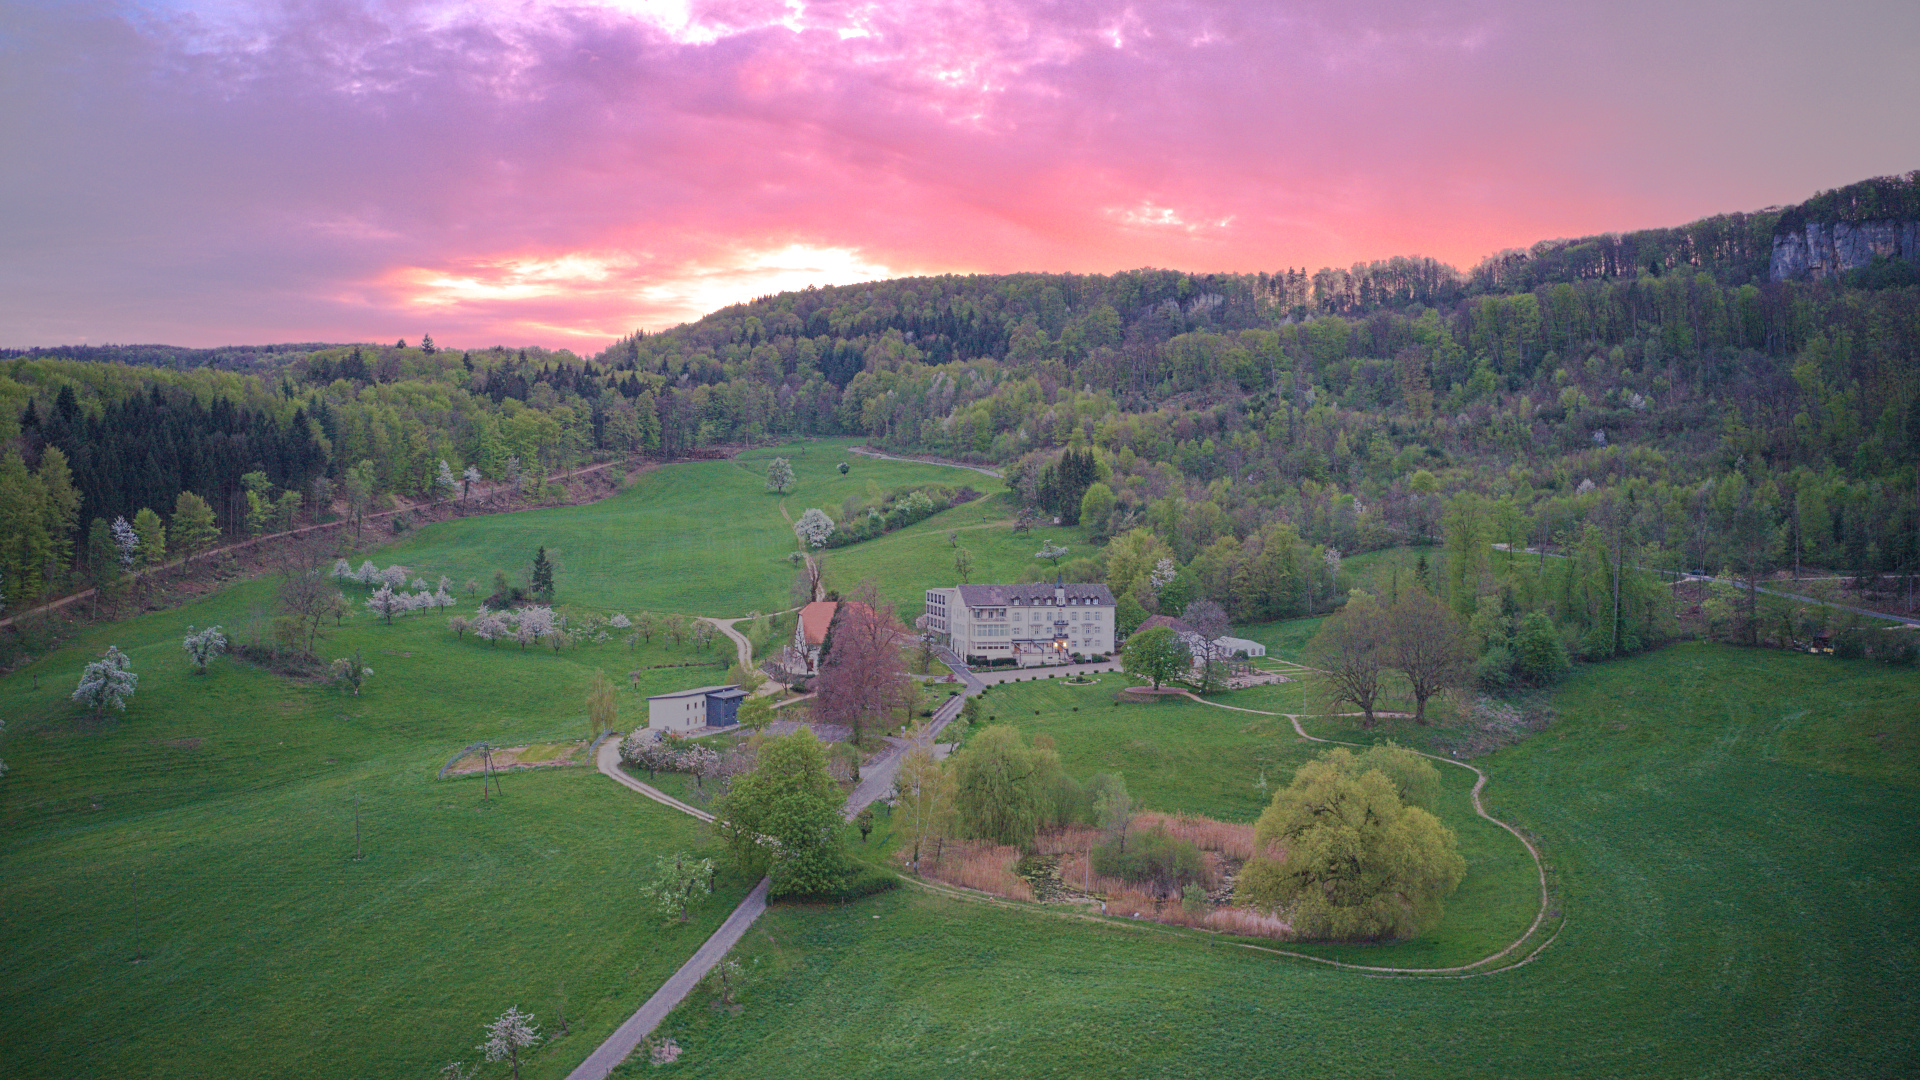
[[0, 444, 1001, 1079], [635, 644, 1920, 1079], [3, 446, 1916, 1078]]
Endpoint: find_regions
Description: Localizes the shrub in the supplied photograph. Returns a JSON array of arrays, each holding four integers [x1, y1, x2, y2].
[[1471, 645, 1514, 689], [818, 862, 901, 902], [1090, 827, 1205, 898]]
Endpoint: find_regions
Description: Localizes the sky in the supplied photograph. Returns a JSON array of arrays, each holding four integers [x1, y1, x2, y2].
[[1, 0, 1916, 351]]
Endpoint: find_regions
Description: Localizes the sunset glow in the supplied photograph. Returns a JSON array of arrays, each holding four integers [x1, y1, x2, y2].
[[1, 0, 1914, 348]]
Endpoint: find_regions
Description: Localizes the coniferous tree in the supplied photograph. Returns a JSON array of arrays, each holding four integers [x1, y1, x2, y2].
[[530, 547, 555, 601]]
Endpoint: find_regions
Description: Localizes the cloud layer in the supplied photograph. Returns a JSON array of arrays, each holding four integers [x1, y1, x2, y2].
[[2, 0, 1915, 348]]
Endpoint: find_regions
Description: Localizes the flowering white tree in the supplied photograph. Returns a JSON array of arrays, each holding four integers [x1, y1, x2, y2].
[[182, 625, 228, 674], [365, 584, 406, 624], [410, 589, 436, 613], [765, 456, 796, 493], [470, 612, 506, 644], [461, 464, 481, 501], [354, 560, 380, 584], [380, 565, 410, 589], [331, 558, 353, 580], [479, 1006, 541, 1080], [1149, 557, 1178, 592], [73, 645, 138, 715], [503, 455, 525, 497], [640, 852, 716, 923], [609, 613, 632, 630], [1035, 541, 1069, 568], [411, 577, 428, 593], [516, 607, 558, 637], [111, 517, 139, 568], [330, 652, 373, 696], [435, 460, 458, 499], [793, 508, 835, 548]]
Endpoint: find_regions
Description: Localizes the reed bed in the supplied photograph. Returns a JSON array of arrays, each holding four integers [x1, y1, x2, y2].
[[1130, 811, 1259, 860], [913, 841, 1034, 902]]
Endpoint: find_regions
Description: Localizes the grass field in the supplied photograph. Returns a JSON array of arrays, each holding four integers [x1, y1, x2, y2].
[[378, 438, 1009, 620], [0, 565, 773, 1079], [955, 674, 1541, 969], [632, 642, 1919, 1079], [7, 446, 1918, 1079], [0, 442, 1041, 1080]]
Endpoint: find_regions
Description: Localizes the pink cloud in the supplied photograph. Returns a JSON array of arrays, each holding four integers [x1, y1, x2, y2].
[[0, 0, 1914, 348]]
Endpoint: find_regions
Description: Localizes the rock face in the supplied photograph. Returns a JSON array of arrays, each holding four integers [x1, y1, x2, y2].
[[1770, 220, 1920, 281]]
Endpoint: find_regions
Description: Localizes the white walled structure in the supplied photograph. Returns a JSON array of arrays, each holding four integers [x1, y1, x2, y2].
[[925, 582, 1116, 666], [646, 684, 746, 734]]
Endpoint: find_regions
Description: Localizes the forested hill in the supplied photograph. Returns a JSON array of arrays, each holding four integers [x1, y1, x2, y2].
[[0, 342, 344, 374], [3, 175, 1919, 656]]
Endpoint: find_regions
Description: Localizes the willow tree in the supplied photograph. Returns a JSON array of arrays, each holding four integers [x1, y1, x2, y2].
[[1236, 747, 1463, 941]]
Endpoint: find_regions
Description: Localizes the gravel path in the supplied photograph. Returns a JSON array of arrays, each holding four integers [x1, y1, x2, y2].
[[566, 690, 969, 1079], [1161, 689, 1561, 978]]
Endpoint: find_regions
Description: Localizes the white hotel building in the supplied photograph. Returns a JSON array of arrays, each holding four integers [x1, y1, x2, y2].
[[924, 582, 1117, 666]]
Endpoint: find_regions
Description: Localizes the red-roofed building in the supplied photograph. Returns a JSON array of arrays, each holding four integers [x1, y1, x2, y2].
[[789, 600, 874, 673]]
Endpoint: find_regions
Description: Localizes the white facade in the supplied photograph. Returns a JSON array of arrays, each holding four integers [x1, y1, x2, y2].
[[646, 685, 730, 734], [925, 582, 1116, 666]]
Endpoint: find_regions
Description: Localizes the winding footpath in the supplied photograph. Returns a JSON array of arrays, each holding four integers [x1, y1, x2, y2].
[[1168, 690, 1561, 978], [568, 622, 1551, 1073], [848, 445, 1003, 478], [564, 665, 967, 1080]]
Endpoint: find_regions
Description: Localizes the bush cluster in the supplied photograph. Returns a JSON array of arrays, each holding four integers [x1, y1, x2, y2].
[[1090, 828, 1206, 899]]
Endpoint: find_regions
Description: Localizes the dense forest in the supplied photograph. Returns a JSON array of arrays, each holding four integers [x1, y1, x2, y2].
[[4, 173, 1918, 670]]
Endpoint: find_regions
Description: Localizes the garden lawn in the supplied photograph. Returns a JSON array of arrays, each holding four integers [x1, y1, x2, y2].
[[634, 642, 1919, 1079]]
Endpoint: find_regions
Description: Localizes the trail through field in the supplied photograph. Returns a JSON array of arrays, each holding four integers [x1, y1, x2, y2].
[[848, 446, 1003, 478], [700, 618, 753, 670], [568, 692, 969, 1080], [1145, 687, 1558, 978]]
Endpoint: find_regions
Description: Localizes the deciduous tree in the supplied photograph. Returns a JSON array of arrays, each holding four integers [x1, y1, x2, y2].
[[1386, 587, 1472, 723], [1235, 747, 1464, 941], [950, 725, 1044, 849], [793, 507, 835, 548], [714, 728, 845, 898], [893, 743, 956, 869], [183, 625, 227, 674], [1122, 625, 1190, 690], [639, 852, 716, 922], [812, 582, 911, 745], [72, 645, 137, 715], [479, 1007, 540, 1080], [586, 670, 618, 736], [1303, 592, 1389, 726], [170, 490, 219, 558], [765, 456, 796, 493], [331, 650, 373, 696]]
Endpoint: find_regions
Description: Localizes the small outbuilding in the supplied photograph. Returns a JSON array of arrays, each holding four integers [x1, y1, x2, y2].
[[647, 684, 748, 735]]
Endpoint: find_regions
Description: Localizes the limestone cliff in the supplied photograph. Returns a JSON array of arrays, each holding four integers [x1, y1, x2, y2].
[[1769, 219, 1920, 281]]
